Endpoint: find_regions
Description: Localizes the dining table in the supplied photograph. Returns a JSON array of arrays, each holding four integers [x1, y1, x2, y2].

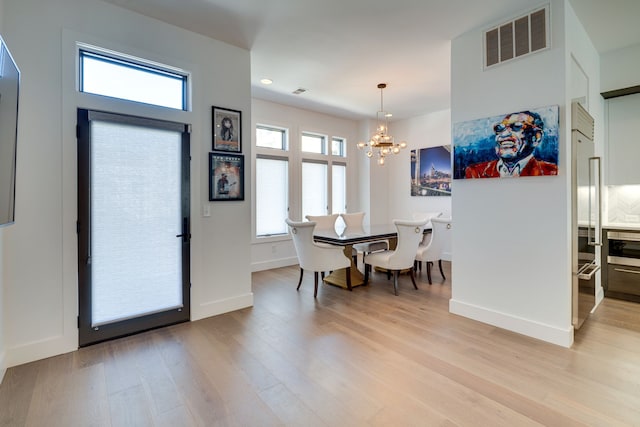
[[313, 223, 431, 289]]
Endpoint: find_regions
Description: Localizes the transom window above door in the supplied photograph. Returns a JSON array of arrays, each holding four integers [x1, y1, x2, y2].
[[78, 45, 189, 110]]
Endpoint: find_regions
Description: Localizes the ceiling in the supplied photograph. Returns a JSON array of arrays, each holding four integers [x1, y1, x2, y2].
[[101, 0, 640, 121]]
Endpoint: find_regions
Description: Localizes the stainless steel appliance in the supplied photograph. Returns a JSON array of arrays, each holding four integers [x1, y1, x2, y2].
[[606, 230, 640, 302], [571, 102, 601, 330]]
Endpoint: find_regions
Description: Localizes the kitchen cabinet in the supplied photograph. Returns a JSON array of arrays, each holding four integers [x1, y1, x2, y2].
[[606, 92, 640, 185]]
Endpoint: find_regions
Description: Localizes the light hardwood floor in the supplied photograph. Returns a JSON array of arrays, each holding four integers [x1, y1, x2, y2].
[[1, 262, 640, 426]]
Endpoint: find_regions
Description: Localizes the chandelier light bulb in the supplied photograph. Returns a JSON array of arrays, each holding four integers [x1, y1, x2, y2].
[[392, 146, 400, 154], [378, 157, 385, 166], [367, 151, 373, 158]]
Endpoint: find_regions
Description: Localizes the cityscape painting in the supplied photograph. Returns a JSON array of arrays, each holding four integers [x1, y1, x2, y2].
[[410, 145, 452, 196]]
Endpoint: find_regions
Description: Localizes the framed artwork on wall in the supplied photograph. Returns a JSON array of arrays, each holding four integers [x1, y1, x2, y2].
[[410, 145, 452, 196], [209, 152, 244, 201], [452, 105, 559, 179], [212, 105, 241, 152]]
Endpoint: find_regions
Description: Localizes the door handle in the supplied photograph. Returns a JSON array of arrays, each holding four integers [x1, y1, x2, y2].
[[614, 268, 640, 275], [176, 217, 191, 241], [577, 260, 600, 280]]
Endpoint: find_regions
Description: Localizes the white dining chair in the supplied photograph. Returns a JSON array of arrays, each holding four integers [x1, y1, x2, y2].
[[305, 213, 339, 230], [363, 218, 428, 295], [340, 212, 388, 267], [415, 217, 451, 284], [412, 211, 442, 246], [285, 218, 352, 297]]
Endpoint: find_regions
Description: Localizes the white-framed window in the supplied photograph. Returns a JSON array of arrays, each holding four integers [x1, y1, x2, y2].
[[300, 132, 348, 217], [332, 163, 347, 214], [255, 125, 289, 237], [254, 124, 349, 239], [332, 137, 347, 157], [256, 156, 289, 237], [301, 132, 326, 154], [78, 45, 189, 110], [257, 125, 287, 150], [301, 160, 328, 218]]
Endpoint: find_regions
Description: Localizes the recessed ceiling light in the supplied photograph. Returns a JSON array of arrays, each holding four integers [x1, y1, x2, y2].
[[260, 78, 273, 85]]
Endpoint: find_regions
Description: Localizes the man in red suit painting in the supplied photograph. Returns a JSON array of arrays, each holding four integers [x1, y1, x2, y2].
[[465, 111, 558, 178]]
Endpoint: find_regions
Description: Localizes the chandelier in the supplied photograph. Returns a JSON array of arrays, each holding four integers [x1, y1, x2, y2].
[[357, 83, 407, 166]]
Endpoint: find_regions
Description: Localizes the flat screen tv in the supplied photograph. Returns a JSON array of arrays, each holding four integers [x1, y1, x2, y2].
[[0, 36, 19, 227]]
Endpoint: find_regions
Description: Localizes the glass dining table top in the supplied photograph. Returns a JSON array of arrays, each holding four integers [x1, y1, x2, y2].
[[313, 224, 430, 246]]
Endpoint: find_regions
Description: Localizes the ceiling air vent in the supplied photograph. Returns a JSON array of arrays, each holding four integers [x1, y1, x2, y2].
[[292, 88, 307, 95], [484, 5, 549, 69]]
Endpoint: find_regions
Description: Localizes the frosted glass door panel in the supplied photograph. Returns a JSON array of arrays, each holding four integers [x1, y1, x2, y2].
[[91, 121, 182, 326]]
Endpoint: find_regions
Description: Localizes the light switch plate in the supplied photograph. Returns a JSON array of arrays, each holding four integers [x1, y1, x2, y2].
[[203, 204, 211, 217]]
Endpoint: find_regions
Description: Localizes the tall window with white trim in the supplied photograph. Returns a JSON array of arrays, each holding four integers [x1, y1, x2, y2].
[[300, 132, 348, 218], [255, 125, 289, 237]]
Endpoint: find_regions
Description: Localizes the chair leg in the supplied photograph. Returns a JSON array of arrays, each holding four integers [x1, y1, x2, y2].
[[297, 268, 304, 290], [363, 263, 370, 285], [314, 271, 319, 298], [353, 254, 358, 267], [438, 259, 446, 280], [321, 271, 326, 279], [426, 262, 433, 285], [410, 268, 418, 290], [346, 266, 352, 291], [393, 270, 399, 295]]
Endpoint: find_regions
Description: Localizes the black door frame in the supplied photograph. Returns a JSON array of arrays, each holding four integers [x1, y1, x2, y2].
[[77, 108, 191, 347]]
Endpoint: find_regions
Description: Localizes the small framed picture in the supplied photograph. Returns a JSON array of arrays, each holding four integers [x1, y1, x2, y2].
[[209, 153, 244, 201], [212, 106, 241, 152]]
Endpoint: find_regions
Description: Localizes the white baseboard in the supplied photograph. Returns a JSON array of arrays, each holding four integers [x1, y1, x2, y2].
[[251, 257, 298, 272], [191, 292, 254, 321], [5, 334, 77, 370], [449, 299, 574, 348], [0, 350, 6, 385]]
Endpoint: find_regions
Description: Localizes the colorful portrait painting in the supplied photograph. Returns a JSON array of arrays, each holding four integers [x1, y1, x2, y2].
[[411, 145, 452, 196], [453, 105, 559, 179]]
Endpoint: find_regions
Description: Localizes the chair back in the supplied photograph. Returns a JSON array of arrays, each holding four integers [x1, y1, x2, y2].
[[340, 212, 365, 228], [419, 217, 452, 262], [387, 219, 427, 269], [305, 213, 339, 230], [412, 211, 442, 226], [285, 218, 350, 272], [412, 211, 442, 245], [285, 219, 315, 269]]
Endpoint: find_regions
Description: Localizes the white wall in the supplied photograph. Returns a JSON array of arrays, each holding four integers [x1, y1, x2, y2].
[[385, 109, 453, 221], [600, 43, 640, 92], [250, 98, 360, 271], [2, 0, 252, 368], [449, 0, 574, 347]]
